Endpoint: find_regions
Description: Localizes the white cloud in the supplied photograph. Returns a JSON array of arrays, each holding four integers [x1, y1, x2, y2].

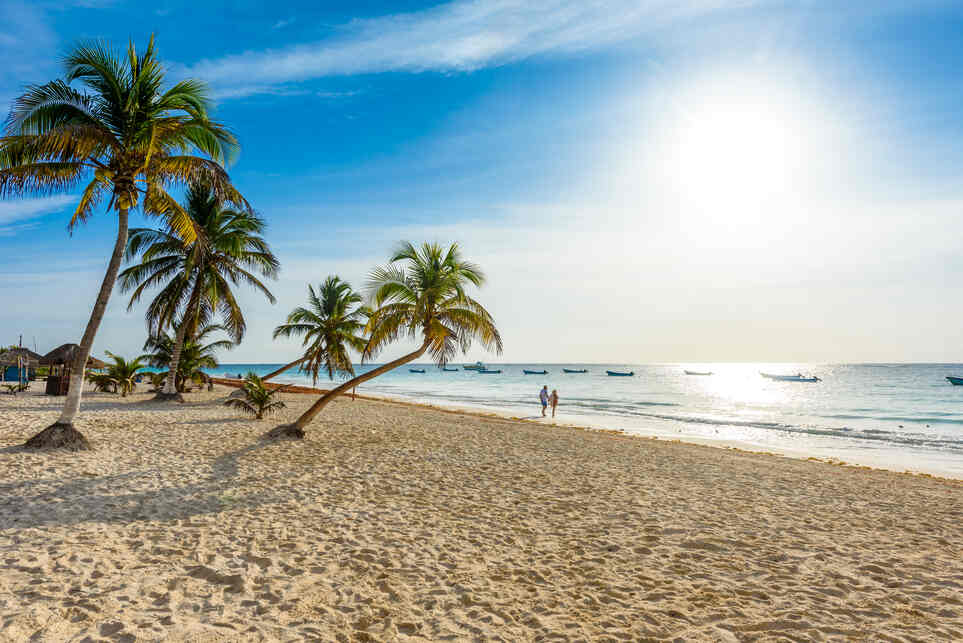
[[0, 195, 75, 235], [273, 17, 295, 30], [0, 1, 57, 88], [181, 0, 769, 98]]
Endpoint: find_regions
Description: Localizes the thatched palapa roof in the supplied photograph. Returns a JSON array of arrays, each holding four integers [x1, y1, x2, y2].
[[39, 344, 107, 369], [0, 347, 42, 367]]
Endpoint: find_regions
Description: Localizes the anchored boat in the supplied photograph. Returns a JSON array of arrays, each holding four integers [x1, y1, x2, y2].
[[409, 368, 426, 373], [442, 367, 459, 372], [606, 370, 634, 377], [947, 376, 963, 386], [684, 370, 713, 376], [463, 361, 486, 371], [478, 369, 501, 374], [563, 368, 588, 373], [523, 369, 548, 375], [761, 372, 820, 383]]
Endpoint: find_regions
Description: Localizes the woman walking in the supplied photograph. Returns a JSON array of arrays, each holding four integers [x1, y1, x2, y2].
[[550, 389, 559, 418]]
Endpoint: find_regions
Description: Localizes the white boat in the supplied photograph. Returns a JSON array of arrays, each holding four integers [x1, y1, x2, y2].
[[463, 361, 486, 371], [761, 372, 821, 383]]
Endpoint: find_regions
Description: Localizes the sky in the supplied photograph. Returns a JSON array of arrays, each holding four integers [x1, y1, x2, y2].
[[2, 0, 963, 364]]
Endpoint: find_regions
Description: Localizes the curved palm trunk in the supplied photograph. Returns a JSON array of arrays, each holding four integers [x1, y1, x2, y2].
[[158, 277, 203, 401], [267, 341, 430, 439], [262, 357, 306, 381], [25, 207, 130, 450]]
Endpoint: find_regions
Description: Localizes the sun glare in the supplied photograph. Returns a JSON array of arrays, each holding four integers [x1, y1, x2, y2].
[[630, 69, 837, 250], [668, 97, 805, 206]]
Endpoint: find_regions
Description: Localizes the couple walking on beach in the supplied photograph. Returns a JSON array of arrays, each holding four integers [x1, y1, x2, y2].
[[540, 385, 559, 418]]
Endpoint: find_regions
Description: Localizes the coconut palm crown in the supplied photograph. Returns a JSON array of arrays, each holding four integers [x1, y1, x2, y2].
[[272, 276, 368, 385], [1, 35, 247, 448], [0, 36, 245, 233], [364, 241, 502, 365]]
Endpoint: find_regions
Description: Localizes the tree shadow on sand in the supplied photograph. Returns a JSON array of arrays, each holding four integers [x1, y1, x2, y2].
[[0, 438, 286, 530]]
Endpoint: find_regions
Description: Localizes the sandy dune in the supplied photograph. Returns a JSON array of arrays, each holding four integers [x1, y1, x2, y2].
[[0, 386, 961, 641]]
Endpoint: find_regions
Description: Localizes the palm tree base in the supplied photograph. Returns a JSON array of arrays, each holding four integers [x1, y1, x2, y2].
[[24, 423, 92, 450], [265, 423, 304, 440], [153, 391, 185, 402]]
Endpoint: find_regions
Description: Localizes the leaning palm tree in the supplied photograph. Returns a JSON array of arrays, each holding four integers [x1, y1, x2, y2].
[[2, 36, 246, 449], [141, 322, 233, 392], [271, 276, 368, 386], [268, 242, 502, 439], [120, 182, 278, 401]]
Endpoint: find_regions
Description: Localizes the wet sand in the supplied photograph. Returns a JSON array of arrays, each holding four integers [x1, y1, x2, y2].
[[1, 385, 961, 641]]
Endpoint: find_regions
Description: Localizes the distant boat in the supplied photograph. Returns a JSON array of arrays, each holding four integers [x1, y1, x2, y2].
[[761, 372, 821, 383], [479, 369, 502, 374], [409, 368, 426, 373], [606, 370, 634, 377], [947, 376, 963, 386], [463, 361, 486, 370], [563, 368, 588, 373], [442, 367, 459, 372], [684, 370, 713, 376], [523, 369, 548, 375]]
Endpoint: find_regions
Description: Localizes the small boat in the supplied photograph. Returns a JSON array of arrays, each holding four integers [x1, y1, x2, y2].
[[606, 370, 634, 377], [463, 361, 486, 371], [478, 369, 502, 374], [563, 368, 588, 374], [442, 367, 459, 372], [409, 368, 426, 373], [684, 370, 713, 376], [523, 369, 548, 375], [947, 376, 963, 386], [761, 372, 820, 383]]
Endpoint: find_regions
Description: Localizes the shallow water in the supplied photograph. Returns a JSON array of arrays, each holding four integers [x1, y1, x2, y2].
[[212, 363, 963, 477]]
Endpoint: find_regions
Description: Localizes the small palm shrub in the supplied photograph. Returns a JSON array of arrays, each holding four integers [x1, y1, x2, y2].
[[103, 351, 145, 397], [224, 373, 286, 420], [87, 372, 117, 393]]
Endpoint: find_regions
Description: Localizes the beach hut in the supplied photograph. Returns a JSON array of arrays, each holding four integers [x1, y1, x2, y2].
[[39, 344, 106, 395], [0, 348, 41, 385]]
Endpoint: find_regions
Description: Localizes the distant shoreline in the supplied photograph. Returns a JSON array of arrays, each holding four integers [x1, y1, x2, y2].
[[210, 375, 963, 481]]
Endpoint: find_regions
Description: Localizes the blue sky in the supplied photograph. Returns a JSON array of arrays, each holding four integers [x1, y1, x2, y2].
[[2, 1, 963, 363]]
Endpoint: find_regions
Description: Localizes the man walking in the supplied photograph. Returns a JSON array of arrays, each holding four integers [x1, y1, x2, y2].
[[539, 385, 549, 417]]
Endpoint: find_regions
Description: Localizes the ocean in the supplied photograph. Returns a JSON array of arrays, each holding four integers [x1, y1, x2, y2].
[[209, 362, 963, 478]]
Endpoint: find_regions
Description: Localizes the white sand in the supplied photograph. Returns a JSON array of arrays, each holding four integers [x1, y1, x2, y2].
[[1, 386, 961, 641]]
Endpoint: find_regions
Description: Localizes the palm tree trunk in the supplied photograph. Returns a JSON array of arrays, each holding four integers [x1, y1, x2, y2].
[[262, 357, 306, 381], [267, 341, 430, 439], [25, 207, 130, 450], [158, 277, 203, 401]]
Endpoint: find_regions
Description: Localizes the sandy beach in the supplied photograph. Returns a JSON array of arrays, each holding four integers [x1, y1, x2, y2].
[[1, 386, 961, 641]]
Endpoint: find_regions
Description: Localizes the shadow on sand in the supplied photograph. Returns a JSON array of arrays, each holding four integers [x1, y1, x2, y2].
[[0, 437, 286, 530]]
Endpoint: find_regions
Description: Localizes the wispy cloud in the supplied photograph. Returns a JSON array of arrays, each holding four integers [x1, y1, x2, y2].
[[0, 1, 57, 87], [182, 0, 769, 98], [0, 195, 75, 235], [273, 17, 295, 30]]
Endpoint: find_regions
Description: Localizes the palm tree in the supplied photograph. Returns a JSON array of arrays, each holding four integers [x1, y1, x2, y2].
[[2, 36, 245, 450], [269, 242, 502, 439], [101, 351, 145, 397], [224, 373, 286, 420], [120, 182, 278, 401], [271, 276, 368, 386], [141, 322, 233, 392]]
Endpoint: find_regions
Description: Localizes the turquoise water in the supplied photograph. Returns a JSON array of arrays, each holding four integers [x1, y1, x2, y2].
[[210, 362, 963, 477]]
